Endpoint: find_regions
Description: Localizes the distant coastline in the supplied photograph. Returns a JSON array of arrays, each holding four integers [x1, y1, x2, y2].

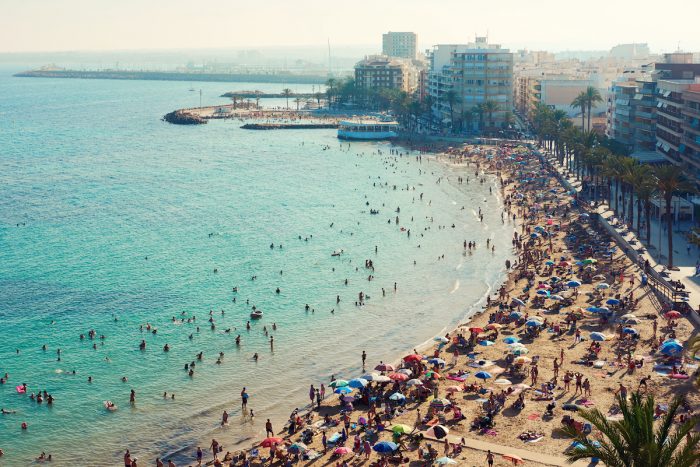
[[14, 68, 329, 85]]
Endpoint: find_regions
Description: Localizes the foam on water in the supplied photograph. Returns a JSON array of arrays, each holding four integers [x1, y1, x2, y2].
[[0, 67, 515, 465]]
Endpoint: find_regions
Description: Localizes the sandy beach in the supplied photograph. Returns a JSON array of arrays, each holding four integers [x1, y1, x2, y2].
[[192, 142, 700, 467]]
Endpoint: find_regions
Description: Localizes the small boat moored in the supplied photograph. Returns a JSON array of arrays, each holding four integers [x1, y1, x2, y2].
[[250, 310, 263, 319]]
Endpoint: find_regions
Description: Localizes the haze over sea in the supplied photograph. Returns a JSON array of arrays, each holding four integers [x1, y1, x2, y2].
[[0, 67, 514, 465]]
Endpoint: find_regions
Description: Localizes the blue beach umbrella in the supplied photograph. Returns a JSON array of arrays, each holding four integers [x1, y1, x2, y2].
[[348, 378, 368, 388], [545, 260, 555, 266], [536, 289, 550, 296], [334, 386, 353, 394], [534, 226, 545, 232], [503, 336, 520, 344], [660, 341, 683, 355], [590, 332, 606, 342], [475, 371, 492, 380], [530, 233, 539, 239], [606, 299, 620, 306], [567, 280, 581, 288], [479, 340, 495, 346], [428, 358, 446, 365], [509, 311, 523, 319], [389, 392, 406, 401], [511, 298, 526, 307], [597, 283, 610, 289], [549, 295, 564, 301], [373, 441, 398, 454], [525, 320, 542, 327], [622, 327, 638, 335]]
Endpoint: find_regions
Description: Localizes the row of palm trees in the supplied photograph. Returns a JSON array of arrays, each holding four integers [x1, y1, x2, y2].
[[570, 85, 604, 131], [532, 103, 695, 269], [441, 90, 508, 133]]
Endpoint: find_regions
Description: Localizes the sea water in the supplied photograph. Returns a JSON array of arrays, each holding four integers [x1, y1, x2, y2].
[[0, 68, 514, 465]]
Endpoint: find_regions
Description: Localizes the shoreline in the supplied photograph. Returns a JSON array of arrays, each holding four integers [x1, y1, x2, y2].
[[201, 141, 700, 467]]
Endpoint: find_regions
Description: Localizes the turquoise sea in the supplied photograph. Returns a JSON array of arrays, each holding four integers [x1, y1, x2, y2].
[[0, 67, 514, 465]]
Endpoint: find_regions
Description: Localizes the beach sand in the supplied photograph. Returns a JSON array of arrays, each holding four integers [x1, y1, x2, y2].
[[199, 143, 699, 467]]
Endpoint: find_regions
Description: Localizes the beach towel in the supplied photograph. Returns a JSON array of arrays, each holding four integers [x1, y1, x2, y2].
[[527, 413, 540, 420], [526, 437, 544, 443], [446, 375, 467, 382]]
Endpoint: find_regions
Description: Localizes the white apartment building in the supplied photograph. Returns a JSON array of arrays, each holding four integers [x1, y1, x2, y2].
[[382, 32, 417, 60]]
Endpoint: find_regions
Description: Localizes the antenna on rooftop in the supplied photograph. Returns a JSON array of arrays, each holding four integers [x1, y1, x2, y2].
[[327, 38, 332, 77]]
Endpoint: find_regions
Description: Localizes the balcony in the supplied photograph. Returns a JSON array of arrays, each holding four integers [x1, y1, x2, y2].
[[682, 106, 700, 119]]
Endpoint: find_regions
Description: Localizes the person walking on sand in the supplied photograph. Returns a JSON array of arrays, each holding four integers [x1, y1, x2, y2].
[[196, 447, 203, 466], [309, 385, 315, 405], [209, 439, 219, 460], [362, 350, 367, 369], [486, 450, 494, 467], [266, 418, 274, 437]]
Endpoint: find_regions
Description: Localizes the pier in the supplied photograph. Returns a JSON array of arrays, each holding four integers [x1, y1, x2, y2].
[[240, 123, 338, 130], [221, 91, 317, 99]]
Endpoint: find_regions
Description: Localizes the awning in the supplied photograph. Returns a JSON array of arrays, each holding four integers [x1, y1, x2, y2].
[[663, 143, 670, 152], [656, 141, 663, 148], [657, 102, 663, 108], [664, 90, 672, 97]]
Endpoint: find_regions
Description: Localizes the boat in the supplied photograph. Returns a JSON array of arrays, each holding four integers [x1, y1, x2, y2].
[[337, 120, 399, 140], [250, 310, 263, 319]]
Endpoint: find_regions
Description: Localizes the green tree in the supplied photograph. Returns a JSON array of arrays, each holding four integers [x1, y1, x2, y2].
[[442, 89, 458, 131], [563, 393, 700, 467], [654, 165, 695, 268], [294, 97, 303, 111], [584, 86, 603, 131], [481, 100, 499, 133]]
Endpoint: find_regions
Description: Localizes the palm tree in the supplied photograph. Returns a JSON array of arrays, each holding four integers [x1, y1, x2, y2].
[[571, 91, 587, 129], [461, 109, 474, 133], [654, 165, 695, 269], [442, 89, 458, 131], [481, 100, 499, 133], [624, 162, 653, 232], [564, 393, 700, 467], [687, 337, 700, 385], [281, 88, 293, 109], [601, 155, 627, 216], [325, 78, 337, 109], [314, 92, 323, 108], [584, 86, 603, 131], [293, 97, 303, 111]]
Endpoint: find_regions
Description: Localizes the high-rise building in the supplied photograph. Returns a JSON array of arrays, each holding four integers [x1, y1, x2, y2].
[[428, 37, 513, 131], [382, 32, 417, 60], [354, 55, 417, 93], [609, 43, 650, 60], [680, 85, 700, 179]]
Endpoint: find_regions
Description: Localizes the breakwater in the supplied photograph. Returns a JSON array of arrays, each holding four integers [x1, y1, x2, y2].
[[240, 123, 338, 130], [14, 69, 329, 85], [221, 91, 316, 99], [162, 110, 207, 125]]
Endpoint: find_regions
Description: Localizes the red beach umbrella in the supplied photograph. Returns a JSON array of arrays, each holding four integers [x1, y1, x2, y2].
[[403, 354, 423, 363], [665, 311, 682, 320], [375, 363, 395, 372], [261, 437, 283, 447], [388, 372, 409, 381]]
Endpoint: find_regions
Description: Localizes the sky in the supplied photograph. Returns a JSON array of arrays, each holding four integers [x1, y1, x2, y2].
[[2, 0, 699, 54]]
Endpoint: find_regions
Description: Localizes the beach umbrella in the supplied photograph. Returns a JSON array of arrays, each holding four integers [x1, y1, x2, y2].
[[567, 280, 581, 287], [507, 342, 527, 349], [586, 306, 604, 313], [583, 258, 598, 264], [545, 260, 555, 266], [357, 416, 368, 425], [391, 424, 412, 434], [426, 425, 450, 439], [590, 332, 606, 342], [288, 443, 307, 453], [475, 371, 492, 380], [375, 363, 395, 372], [511, 298, 526, 307], [509, 311, 523, 319], [430, 398, 450, 410], [445, 385, 462, 393], [494, 378, 512, 385], [403, 354, 423, 363], [388, 372, 408, 381], [511, 347, 529, 355], [665, 311, 682, 320], [660, 342, 683, 356], [514, 356, 531, 365], [597, 306, 610, 313], [479, 340, 495, 346], [348, 378, 368, 388], [397, 368, 413, 376], [261, 437, 283, 447], [435, 457, 458, 465], [550, 276, 560, 282], [389, 392, 406, 401], [536, 289, 550, 296], [434, 336, 449, 343], [530, 233, 539, 239], [361, 373, 379, 381], [534, 226, 545, 232], [469, 327, 484, 334], [622, 327, 638, 335], [606, 298, 620, 306], [329, 379, 348, 388], [620, 314, 638, 323], [428, 358, 445, 366], [334, 386, 353, 394], [503, 336, 520, 344], [423, 370, 442, 380], [406, 379, 423, 386], [372, 441, 398, 454], [486, 323, 503, 330], [560, 261, 571, 267], [372, 375, 391, 383], [334, 446, 352, 455], [550, 295, 564, 301], [525, 319, 542, 327], [597, 283, 610, 289], [341, 395, 355, 403]]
